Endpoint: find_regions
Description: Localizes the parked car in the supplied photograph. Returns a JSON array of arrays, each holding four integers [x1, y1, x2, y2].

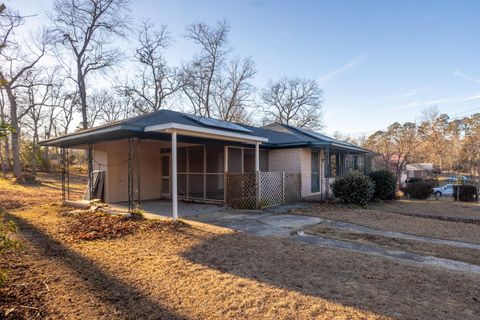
[[433, 184, 454, 197]]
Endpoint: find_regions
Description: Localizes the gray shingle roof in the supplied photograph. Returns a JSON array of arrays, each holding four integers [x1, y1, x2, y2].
[[40, 109, 370, 153]]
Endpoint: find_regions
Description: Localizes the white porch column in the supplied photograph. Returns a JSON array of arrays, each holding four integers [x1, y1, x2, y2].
[[255, 142, 260, 172], [171, 131, 178, 220]]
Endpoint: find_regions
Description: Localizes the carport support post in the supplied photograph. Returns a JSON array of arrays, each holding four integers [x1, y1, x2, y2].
[[255, 142, 261, 209], [325, 147, 330, 199], [172, 131, 178, 220]]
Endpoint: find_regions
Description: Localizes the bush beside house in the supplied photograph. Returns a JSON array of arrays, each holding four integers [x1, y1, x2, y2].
[[331, 172, 375, 206], [368, 170, 397, 200], [403, 182, 433, 199], [453, 185, 479, 202]]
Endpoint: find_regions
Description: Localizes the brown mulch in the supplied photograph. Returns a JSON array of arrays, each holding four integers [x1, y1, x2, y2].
[[61, 211, 188, 242], [0, 251, 48, 319]]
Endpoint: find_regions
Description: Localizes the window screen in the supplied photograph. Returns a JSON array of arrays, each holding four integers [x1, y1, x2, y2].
[[188, 146, 204, 173], [243, 149, 255, 172], [206, 143, 224, 173], [311, 151, 320, 193], [177, 147, 187, 172], [228, 148, 242, 172]]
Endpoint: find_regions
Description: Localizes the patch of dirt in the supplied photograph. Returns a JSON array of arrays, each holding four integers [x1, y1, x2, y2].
[[61, 211, 188, 241], [293, 203, 480, 244], [306, 225, 480, 266]]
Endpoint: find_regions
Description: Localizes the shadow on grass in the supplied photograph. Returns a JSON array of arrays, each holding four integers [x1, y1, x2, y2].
[[5, 213, 186, 320], [181, 231, 480, 320]]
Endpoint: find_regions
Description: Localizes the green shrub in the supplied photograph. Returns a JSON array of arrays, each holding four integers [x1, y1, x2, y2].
[[404, 182, 433, 199], [369, 170, 397, 200], [453, 185, 478, 202], [331, 172, 375, 206]]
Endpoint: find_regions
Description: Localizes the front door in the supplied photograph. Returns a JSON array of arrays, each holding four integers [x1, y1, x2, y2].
[[160, 154, 171, 197]]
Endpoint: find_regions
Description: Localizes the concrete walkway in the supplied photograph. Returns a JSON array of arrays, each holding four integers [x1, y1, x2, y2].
[[187, 210, 480, 274]]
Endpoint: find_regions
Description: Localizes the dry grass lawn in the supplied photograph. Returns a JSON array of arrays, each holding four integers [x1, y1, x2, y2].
[[1, 174, 480, 320], [372, 199, 480, 219], [306, 224, 480, 266], [293, 202, 480, 244]]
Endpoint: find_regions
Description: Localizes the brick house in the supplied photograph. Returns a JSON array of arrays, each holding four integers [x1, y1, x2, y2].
[[40, 110, 372, 217]]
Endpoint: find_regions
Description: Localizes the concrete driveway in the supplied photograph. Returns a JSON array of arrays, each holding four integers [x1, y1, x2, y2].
[[186, 210, 323, 236], [185, 209, 480, 274]]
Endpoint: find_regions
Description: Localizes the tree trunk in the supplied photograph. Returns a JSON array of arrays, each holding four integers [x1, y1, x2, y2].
[[77, 62, 93, 180], [31, 126, 38, 174], [4, 136, 10, 171], [6, 85, 21, 176], [0, 140, 5, 178]]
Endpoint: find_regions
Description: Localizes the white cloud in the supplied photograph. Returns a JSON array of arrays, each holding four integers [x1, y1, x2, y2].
[[462, 93, 480, 101], [318, 51, 368, 84], [453, 70, 480, 85], [393, 98, 446, 111]]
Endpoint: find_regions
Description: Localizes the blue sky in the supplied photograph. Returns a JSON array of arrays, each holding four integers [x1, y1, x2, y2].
[[11, 0, 480, 135]]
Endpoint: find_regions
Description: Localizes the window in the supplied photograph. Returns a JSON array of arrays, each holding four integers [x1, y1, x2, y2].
[[353, 155, 359, 171], [311, 151, 320, 193]]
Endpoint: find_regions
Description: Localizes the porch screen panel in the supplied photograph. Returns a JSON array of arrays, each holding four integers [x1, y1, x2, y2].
[[188, 145, 204, 172], [177, 174, 187, 196], [206, 143, 224, 173], [206, 143, 224, 200], [207, 175, 224, 200], [311, 151, 320, 193], [260, 150, 269, 172], [228, 148, 242, 172], [243, 149, 255, 172], [178, 147, 187, 172], [188, 174, 204, 198]]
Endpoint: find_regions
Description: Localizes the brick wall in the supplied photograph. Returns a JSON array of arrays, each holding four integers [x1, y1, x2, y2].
[[267, 148, 329, 199]]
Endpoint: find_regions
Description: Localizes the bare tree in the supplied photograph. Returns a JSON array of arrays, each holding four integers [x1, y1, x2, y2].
[[213, 57, 256, 123], [50, 0, 129, 177], [261, 77, 324, 130], [0, 7, 49, 175], [22, 69, 56, 173], [120, 21, 181, 113], [365, 122, 419, 183], [182, 20, 230, 117], [86, 90, 128, 125]]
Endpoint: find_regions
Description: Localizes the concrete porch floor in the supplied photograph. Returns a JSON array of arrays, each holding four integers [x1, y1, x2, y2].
[[109, 199, 225, 218]]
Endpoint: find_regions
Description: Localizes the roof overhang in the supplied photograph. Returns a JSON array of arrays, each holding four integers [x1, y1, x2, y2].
[[144, 123, 268, 144], [38, 124, 143, 147]]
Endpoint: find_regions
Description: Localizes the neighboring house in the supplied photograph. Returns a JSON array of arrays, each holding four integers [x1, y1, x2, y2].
[[40, 110, 371, 217], [405, 163, 434, 179]]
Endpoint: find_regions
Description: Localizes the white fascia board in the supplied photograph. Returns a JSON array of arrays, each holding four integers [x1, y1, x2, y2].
[[144, 123, 268, 143]]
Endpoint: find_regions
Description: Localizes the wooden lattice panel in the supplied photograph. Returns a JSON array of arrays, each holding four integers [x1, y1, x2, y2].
[[259, 172, 284, 208], [284, 173, 301, 203], [226, 173, 256, 209]]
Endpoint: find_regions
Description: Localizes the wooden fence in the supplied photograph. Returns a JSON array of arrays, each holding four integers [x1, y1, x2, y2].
[[226, 172, 301, 209]]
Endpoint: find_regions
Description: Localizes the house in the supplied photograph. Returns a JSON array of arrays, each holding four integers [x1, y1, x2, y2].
[[405, 163, 435, 179], [40, 110, 372, 218]]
